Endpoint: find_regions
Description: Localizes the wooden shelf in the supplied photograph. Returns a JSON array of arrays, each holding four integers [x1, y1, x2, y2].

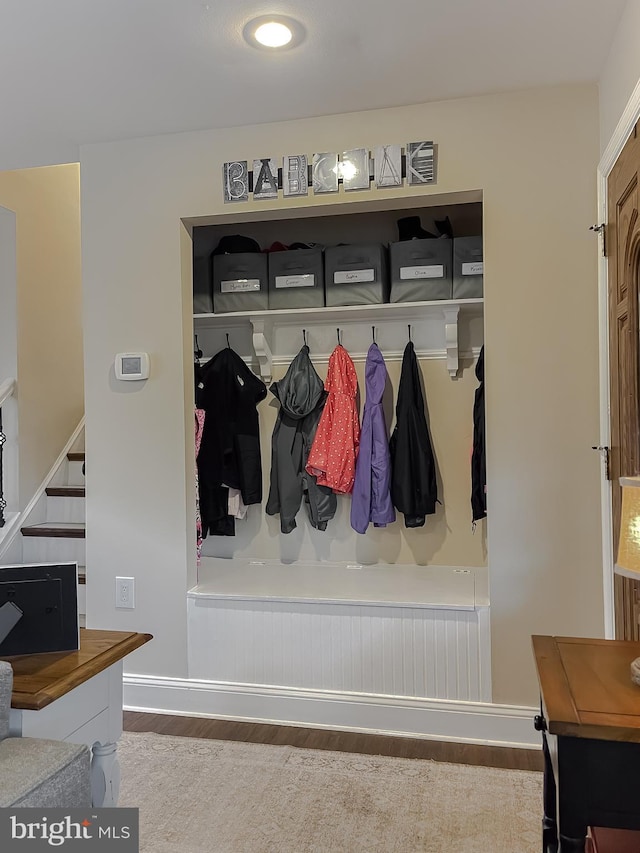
[[194, 298, 483, 380]]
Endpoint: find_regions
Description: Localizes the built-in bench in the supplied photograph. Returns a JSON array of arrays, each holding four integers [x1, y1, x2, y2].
[[188, 558, 490, 703]]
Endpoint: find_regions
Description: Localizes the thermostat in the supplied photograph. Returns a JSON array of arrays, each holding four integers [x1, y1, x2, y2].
[[115, 352, 150, 381]]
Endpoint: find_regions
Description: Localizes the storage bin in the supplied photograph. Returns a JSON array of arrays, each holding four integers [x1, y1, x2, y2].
[[193, 254, 213, 314], [268, 248, 325, 310], [390, 238, 452, 302], [324, 244, 388, 306], [213, 252, 268, 313], [453, 236, 483, 298]]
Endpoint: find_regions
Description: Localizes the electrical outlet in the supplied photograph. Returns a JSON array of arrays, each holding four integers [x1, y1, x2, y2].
[[115, 577, 135, 609]]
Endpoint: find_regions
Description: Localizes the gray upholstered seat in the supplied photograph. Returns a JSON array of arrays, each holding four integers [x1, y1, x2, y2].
[[0, 660, 91, 807]]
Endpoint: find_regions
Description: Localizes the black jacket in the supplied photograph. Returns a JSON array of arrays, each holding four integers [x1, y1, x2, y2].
[[471, 346, 486, 523], [197, 347, 267, 536], [389, 341, 437, 528], [266, 346, 336, 534]]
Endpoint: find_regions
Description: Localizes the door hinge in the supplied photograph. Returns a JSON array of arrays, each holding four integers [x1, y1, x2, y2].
[[592, 445, 611, 479]]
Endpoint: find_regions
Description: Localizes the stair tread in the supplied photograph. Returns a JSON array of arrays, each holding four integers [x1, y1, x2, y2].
[[21, 523, 86, 539], [46, 486, 86, 497], [67, 452, 85, 462]]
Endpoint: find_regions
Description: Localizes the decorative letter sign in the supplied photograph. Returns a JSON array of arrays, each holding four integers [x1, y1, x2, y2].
[[341, 148, 370, 191], [223, 160, 249, 203], [282, 154, 308, 197], [222, 141, 437, 202], [253, 158, 279, 200], [407, 141, 436, 185], [374, 145, 402, 188], [312, 152, 339, 194]]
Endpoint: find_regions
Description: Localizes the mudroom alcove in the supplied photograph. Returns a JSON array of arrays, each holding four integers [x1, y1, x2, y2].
[[185, 189, 488, 713]]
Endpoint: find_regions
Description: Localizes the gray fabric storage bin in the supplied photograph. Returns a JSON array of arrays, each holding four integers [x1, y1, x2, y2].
[[193, 254, 213, 314], [453, 236, 484, 298], [325, 244, 388, 306], [213, 253, 268, 313], [268, 248, 325, 309], [390, 238, 452, 302]]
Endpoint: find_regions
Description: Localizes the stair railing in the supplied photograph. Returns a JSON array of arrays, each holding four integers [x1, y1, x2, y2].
[[0, 378, 16, 528]]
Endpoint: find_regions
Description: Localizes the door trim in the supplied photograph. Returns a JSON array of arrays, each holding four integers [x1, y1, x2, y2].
[[597, 163, 614, 638], [598, 76, 640, 638]]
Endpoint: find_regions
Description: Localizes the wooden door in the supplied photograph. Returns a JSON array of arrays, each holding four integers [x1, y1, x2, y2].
[[608, 122, 640, 639]]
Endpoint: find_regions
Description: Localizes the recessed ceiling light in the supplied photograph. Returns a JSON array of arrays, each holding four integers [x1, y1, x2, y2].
[[255, 22, 292, 48], [243, 15, 305, 51]]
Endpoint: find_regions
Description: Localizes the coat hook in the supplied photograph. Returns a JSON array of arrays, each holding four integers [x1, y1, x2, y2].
[[372, 325, 376, 343], [303, 329, 308, 347], [337, 328, 342, 346], [226, 333, 230, 349], [408, 324, 412, 342], [194, 334, 202, 360]]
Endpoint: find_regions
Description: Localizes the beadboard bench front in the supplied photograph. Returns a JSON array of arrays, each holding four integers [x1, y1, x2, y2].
[[187, 559, 490, 703]]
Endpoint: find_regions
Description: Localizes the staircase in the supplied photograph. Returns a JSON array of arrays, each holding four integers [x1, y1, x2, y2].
[[19, 449, 86, 625]]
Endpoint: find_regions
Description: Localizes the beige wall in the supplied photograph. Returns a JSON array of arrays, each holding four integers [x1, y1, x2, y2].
[[81, 83, 604, 704], [0, 165, 84, 504]]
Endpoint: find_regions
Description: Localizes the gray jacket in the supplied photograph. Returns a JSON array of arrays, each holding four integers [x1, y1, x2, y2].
[[266, 346, 337, 534]]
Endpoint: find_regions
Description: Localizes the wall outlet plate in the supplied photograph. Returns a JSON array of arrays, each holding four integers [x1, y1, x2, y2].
[[115, 576, 135, 609]]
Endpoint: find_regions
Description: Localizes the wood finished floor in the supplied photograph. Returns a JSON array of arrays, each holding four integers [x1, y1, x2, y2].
[[124, 712, 543, 772]]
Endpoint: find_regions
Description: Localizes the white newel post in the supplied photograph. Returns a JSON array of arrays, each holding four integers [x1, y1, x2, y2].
[[91, 742, 121, 807]]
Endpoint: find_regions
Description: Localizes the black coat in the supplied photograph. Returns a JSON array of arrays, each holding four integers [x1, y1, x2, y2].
[[197, 348, 267, 536], [389, 341, 437, 528], [471, 346, 486, 523]]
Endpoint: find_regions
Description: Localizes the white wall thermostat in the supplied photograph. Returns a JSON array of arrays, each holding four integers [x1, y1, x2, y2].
[[115, 352, 150, 381]]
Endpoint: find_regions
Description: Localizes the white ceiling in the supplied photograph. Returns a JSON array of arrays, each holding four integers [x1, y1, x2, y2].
[[0, 0, 627, 169]]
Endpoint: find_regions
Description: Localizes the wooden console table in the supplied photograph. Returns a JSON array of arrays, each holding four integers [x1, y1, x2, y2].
[[533, 635, 640, 852], [3, 628, 152, 807]]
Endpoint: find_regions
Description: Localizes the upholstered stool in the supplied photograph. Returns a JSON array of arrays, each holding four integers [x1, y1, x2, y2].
[[0, 661, 91, 807]]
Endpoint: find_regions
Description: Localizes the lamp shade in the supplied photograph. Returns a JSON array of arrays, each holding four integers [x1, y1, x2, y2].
[[616, 476, 640, 578]]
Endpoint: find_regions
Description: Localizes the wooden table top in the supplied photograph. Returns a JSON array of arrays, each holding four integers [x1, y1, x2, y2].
[[532, 635, 640, 742], [2, 628, 152, 711]]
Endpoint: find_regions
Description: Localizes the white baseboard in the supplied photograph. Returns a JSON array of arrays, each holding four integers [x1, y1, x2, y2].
[[123, 674, 539, 750]]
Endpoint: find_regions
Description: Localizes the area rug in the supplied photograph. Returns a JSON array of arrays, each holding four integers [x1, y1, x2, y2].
[[117, 731, 542, 853]]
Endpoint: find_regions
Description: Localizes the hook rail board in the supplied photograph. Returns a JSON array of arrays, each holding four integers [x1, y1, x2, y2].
[[193, 298, 483, 381]]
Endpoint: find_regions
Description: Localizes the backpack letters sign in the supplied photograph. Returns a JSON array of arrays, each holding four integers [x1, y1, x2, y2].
[[222, 142, 437, 203]]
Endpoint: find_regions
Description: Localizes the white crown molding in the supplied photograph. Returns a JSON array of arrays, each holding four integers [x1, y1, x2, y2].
[[123, 674, 539, 750]]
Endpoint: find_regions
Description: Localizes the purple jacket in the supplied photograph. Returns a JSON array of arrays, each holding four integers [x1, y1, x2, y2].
[[350, 344, 395, 534]]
